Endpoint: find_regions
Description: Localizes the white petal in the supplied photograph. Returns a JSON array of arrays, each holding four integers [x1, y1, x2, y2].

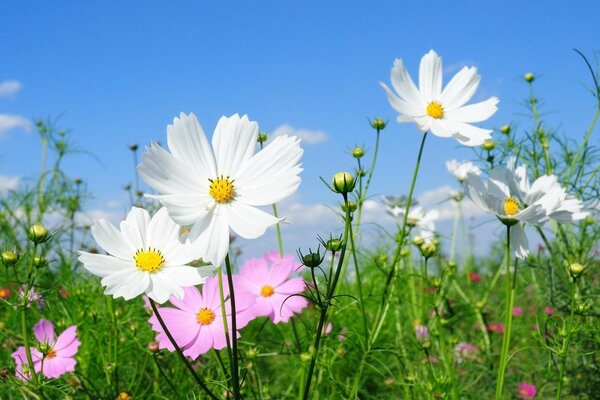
[[487, 168, 511, 199], [550, 197, 589, 223], [236, 135, 303, 206], [380, 83, 423, 119], [91, 219, 134, 259], [138, 142, 203, 194], [445, 97, 499, 122], [390, 58, 424, 107], [146, 272, 185, 304], [78, 252, 136, 278], [102, 269, 150, 301], [510, 224, 529, 260], [146, 194, 213, 226], [119, 207, 150, 250], [442, 120, 492, 146], [190, 213, 230, 267], [524, 175, 559, 205], [464, 174, 496, 215], [167, 112, 217, 179], [145, 207, 181, 252], [162, 266, 211, 288], [419, 50, 443, 101], [429, 119, 457, 137], [414, 116, 432, 133], [225, 202, 280, 239], [440, 66, 480, 108], [212, 114, 258, 176]]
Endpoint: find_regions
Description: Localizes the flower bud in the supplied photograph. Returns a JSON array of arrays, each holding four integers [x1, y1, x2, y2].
[[568, 263, 585, 277], [28, 225, 49, 244], [352, 146, 365, 159], [500, 124, 511, 134], [302, 252, 323, 268], [129, 144, 138, 151], [341, 200, 357, 213], [524, 72, 535, 83], [356, 169, 366, 177], [374, 254, 388, 265], [246, 348, 258, 359], [257, 132, 268, 144], [400, 248, 411, 258], [412, 236, 425, 246], [325, 239, 343, 252], [300, 352, 312, 362], [33, 254, 47, 268], [481, 140, 495, 151], [1, 250, 19, 266], [332, 172, 355, 194], [420, 242, 437, 258], [371, 118, 386, 130]]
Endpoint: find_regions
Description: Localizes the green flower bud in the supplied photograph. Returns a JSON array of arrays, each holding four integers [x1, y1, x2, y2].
[[341, 200, 357, 213], [400, 248, 411, 258], [356, 169, 366, 177], [246, 348, 258, 359], [412, 236, 425, 246], [500, 124, 511, 134], [300, 352, 312, 362], [28, 225, 49, 244], [257, 132, 268, 144], [524, 72, 535, 83], [352, 146, 365, 159], [420, 242, 437, 258], [1, 250, 19, 266], [371, 118, 386, 130], [129, 144, 138, 151], [33, 254, 47, 268], [332, 172, 355, 194], [302, 252, 323, 268], [569, 263, 585, 277], [374, 254, 388, 265], [325, 239, 343, 252], [482, 140, 495, 151]]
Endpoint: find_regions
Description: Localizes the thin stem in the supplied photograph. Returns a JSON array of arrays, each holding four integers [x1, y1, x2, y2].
[[495, 225, 515, 400], [555, 278, 578, 399], [149, 299, 218, 400], [225, 254, 241, 400], [272, 204, 284, 257]]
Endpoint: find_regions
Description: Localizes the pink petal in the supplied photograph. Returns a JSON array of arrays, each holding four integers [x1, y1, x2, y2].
[[170, 285, 204, 313], [276, 278, 306, 295], [40, 356, 77, 378], [34, 319, 55, 344], [149, 307, 199, 350], [53, 326, 79, 355], [267, 261, 294, 287], [182, 326, 214, 359]]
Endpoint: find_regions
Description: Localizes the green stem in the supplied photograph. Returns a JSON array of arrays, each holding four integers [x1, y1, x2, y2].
[[495, 225, 515, 400], [225, 254, 241, 400], [555, 279, 578, 399], [149, 299, 218, 400], [272, 204, 284, 257], [348, 219, 369, 340]]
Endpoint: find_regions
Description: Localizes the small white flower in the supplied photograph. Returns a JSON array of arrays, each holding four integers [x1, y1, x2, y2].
[[78, 207, 212, 303], [138, 113, 303, 267], [446, 159, 481, 182], [384, 200, 439, 237], [381, 50, 499, 146]]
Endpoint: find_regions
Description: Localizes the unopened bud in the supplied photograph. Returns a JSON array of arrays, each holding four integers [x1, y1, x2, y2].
[[28, 225, 49, 244], [129, 144, 138, 151], [371, 118, 386, 130], [420, 242, 437, 258], [257, 132, 268, 144], [352, 146, 365, 159], [332, 172, 355, 194], [482, 140, 495, 151], [246, 348, 258, 359], [33, 255, 47, 268], [302, 252, 323, 268], [1, 250, 19, 266], [500, 124, 511, 134], [569, 263, 585, 277], [524, 72, 535, 83], [325, 239, 343, 252], [412, 236, 425, 246], [148, 340, 160, 353], [341, 200, 357, 213]]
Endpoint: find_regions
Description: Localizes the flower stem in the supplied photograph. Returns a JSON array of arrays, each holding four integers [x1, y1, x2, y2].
[[225, 254, 241, 400], [495, 225, 515, 400], [555, 278, 578, 399], [149, 299, 218, 400], [272, 204, 284, 257]]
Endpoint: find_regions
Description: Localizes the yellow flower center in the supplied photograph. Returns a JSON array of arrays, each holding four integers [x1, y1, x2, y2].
[[209, 176, 235, 204], [260, 285, 275, 297], [197, 307, 216, 325], [46, 349, 57, 359], [134, 248, 165, 273], [426, 101, 445, 119], [504, 197, 519, 216]]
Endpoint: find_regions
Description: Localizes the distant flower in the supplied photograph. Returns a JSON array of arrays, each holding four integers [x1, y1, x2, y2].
[[12, 319, 80, 380], [446, 160, 481, 182], [78, 207, 212, 303], [381, 49, 499, 146], [487, 322, 505, 334], [468, 272, 481, 283], [517, 382, 537, 399], [0, 286, 10, 299], [18, 285, 45, 309], [235, 251, 308, 324], [454, 342, 478, 362], [384, 199, 439, 237], [513, 307, 523, 317], [323, 322, 333, 336], [149, 276, 255, 360], [543, 306, 554, 316], [337, 327, 348, 341], [138, 113, 303, 267], [415, 324, 429, 341]]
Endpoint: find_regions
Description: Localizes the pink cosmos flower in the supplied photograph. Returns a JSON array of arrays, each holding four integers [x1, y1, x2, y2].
[[513, 307, 523, 316], [415, 324, 429, 341], [18, 285, 45, 309], [12, 319, 80, 380], [517, 382, 537, 399], [149, 275, 255, 360], [468, 272, 481, 283], [235, 251, 308, 324], [544, 306, 554, 316]]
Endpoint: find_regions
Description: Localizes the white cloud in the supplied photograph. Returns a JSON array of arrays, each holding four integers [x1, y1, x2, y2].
[[0, 175, 20, 192], [0, 114, 32, 138], [271, 124, 328, 145], [0, 80, 22, 97]]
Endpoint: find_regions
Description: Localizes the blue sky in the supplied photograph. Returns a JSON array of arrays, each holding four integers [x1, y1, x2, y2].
[[1, 1, 599, 258]]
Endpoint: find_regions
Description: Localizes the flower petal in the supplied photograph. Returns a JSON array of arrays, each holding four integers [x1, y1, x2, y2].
[[190, 213, 230, 267], [34, 319, 55, 344], [225, 202, 280, 239], [90, 219, 134, 260], [390, 58, 424, 108], [120, 207, 150, 250], [53, 326, 80, 357], [102, 269, 150, 301], [511, 224, 529, 259], [380, 83, 423, 119], [419, 50, 443, 101], [445, 97, 499, 122], [78, 252, 136, 278], [442, 120, 492, 147], [212, 114, 258, 176], [440, 66, 480, 108]]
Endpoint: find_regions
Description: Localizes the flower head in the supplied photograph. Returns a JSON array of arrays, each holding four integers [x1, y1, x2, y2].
[[517, 382, 537, 399], [138, 113, 303, 267], [149, 276, 255, 360], [454, 342, 478, 362], [446, 159, 481, 182], [235, 251, 308, 324], [12, 319, 80, 379], [414, 324, 429, 342], [78, 207, 212, 303], [381, 50, 499, 146]]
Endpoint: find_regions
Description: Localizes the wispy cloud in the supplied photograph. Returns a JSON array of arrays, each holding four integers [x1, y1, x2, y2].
[[271, 124, 328, 145], [0, 114, 32, 139], [0, 80, 22, 97], [0, 175, 20, 193]]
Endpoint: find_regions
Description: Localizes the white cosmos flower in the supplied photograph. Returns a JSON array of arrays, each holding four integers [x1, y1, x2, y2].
[[78, 207, 212, 303], [385, 202, 439, 237], [381, 49, 499, 146], [465, 165, 566, 259], [446, 159, 481, 182], [138, 113, 303, 267]]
